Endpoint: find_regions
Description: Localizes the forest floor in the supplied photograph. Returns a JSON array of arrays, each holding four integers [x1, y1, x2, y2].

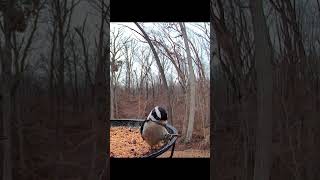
[[159, 149, 210, 158]]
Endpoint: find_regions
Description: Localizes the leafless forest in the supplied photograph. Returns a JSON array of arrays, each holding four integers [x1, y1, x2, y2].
[[0, 0, 110, 180], [211, 0, 320, 179], [110, 22, 210, 156], [2, 0, 320, 179]]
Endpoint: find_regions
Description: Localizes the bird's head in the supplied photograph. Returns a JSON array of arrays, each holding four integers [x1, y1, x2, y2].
[[147, 106, 168, 123]]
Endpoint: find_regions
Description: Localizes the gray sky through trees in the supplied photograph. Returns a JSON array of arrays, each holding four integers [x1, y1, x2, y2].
[[110, 22, 210, 86]]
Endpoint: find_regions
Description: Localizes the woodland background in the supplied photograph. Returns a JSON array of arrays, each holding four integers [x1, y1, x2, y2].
[[0, 0, 110, 180], [0, 1, 209, 180], [1, 0, 320, 179], [110, 22, 210, 155], [211, 0, 320, 180]]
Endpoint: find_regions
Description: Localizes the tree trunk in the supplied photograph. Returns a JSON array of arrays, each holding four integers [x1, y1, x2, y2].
[[2, 92, 12, 180], [210, 16, 219, 180], [53, 1, 66, 179], [89, 1, 109, 179], [146, 80, 149, 99], [110, 75, 114, 119], [15, 93, 26, 173], [179, 22, 196, 143], [250, 0, 274, 180], [75, 26, 94, 105], [72, 48, 79, 113], [49, 20, 57, 124], [114, 86, 118, 118], [1, 2, 14, 180], [182, 88, 189, 138]]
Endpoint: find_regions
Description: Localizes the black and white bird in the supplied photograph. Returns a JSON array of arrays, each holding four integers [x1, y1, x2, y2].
[[140, 106, 176, 148]]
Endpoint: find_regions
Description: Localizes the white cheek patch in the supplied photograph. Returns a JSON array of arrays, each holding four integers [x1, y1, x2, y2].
[[155, 106, 161, 119], [149, 114, 157, 121], [147, 110, 157, 121], [147, 110, 153, 120]]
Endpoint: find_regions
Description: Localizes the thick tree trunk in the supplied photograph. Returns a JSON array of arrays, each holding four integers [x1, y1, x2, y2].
[[210, 17, 218, 180], [1, 2, 14, 180], [89, 1, 109, 179], [92, 35, 108, 180], [179, 22, 196, 143], [2, 93, 12, 180], [182, 91, 189, 138], [15, 93, 26, 172], [250, 0, 274, 180], [53, 1, 67, 179]]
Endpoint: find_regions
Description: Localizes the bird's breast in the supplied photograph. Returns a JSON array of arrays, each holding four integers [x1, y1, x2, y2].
[[141, 121, 168, 146]]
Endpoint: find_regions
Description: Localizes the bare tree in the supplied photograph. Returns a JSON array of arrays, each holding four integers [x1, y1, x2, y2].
[[179, 22, 197, 143], [211, 0, 319, 179], [150, 24, 189, 134], [74, 16, 95, 104], [250, 0, 274, 180], [134, 22, 173, 123], [0, 1, 41, 179], [49, 1, 80, 179], [11, 2, 43, 174], [0, 2, 15, 179], [68, 32, 80, 112], [123, 40, 135, 94], [110, 27, 126, 118], [87, 0, 110, 179]]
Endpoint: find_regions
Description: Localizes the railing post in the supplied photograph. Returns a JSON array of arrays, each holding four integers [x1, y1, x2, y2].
[[170, 142, 176, 158]]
